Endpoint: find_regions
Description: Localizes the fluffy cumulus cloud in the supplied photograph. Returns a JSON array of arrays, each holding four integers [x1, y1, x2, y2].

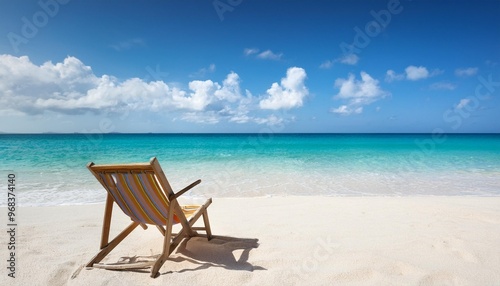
[[405, 65, 429, 81], [0, 55, 243, 114], [385, 69, 405, 82], [319, 53, 359, 69], [257, 50, 283, 60], [331, 72, 389, 115], [385, 65, 442, 82], [244, 48, 283, 61], [338, 53, 359, 65], [259, 67, 308, 110], [0, 54, 305, 126]]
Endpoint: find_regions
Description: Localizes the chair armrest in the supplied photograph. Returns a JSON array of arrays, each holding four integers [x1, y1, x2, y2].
[[170, 179, 201, 201]]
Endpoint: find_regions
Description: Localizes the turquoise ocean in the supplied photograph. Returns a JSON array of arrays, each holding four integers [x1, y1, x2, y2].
[[1, 133, 500, 206]]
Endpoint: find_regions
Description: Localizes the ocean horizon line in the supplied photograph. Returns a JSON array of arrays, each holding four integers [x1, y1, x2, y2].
[[1, 132, 500, 135]]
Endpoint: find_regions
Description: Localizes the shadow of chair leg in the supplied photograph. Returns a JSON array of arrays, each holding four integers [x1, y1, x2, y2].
[[169, 235, 266, 273]]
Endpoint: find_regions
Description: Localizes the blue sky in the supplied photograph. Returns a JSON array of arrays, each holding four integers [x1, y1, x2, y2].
[[0, 0, 499, 133]]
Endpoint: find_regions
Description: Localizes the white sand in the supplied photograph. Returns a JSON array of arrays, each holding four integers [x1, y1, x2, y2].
[[3, 196, 500, 285]]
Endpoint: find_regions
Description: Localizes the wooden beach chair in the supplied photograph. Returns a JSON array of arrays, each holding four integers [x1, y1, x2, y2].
[[85, 157, 213, 278]]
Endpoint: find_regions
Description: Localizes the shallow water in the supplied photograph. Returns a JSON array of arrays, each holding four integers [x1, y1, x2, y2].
[[1, 133, 499, 206]]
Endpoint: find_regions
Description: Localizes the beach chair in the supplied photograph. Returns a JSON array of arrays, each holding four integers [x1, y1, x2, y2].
[[85, 157, 213, 278]]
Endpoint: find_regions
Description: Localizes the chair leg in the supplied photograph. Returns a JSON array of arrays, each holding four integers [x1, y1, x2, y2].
[[150, 254, 167, 278], [150, 203, 175, 278], [150, 232, 172, 278], [87, 221, 139, 267], [202, 210, 213, 240]]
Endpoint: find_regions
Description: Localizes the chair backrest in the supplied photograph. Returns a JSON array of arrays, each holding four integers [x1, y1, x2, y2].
[[88, 158, 177, 225]]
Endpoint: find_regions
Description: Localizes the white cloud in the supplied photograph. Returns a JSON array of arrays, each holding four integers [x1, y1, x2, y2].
[[256, 50, 283, 60], [259, 67, 308, 110], [244, 48, 259, 56], [385, 69, 404, 82], [405, 65, 429, 81], [0, 54, 242, 114], [214, 72, 242, 102], [456, 98, 470, 109], [331, 72, 389, 115], [338, 53, 359, 65], [319, 60, 334, 69], [253, 114, 284, 126], [455, 67, 478, 77], [330, 105, 363, 115], [335, 72, 387, 101], [320, 53, 359, 69], [244, 48, 283, 61], [172, 80, 216, 111], [386, 65, 441, 82], [0, 54, 301, 127], [181, 111, 221, 124], [430, 82, 457, 90]]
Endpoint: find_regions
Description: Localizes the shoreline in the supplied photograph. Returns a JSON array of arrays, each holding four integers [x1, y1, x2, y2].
[[8, 193, 500, 209], [10, 193, 500, 208], [5, 196, 500, 285]]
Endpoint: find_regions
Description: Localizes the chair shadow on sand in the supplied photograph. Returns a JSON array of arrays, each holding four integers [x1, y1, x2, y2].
[[163, 235, 266, 275], [109, 235, 265, 276]]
